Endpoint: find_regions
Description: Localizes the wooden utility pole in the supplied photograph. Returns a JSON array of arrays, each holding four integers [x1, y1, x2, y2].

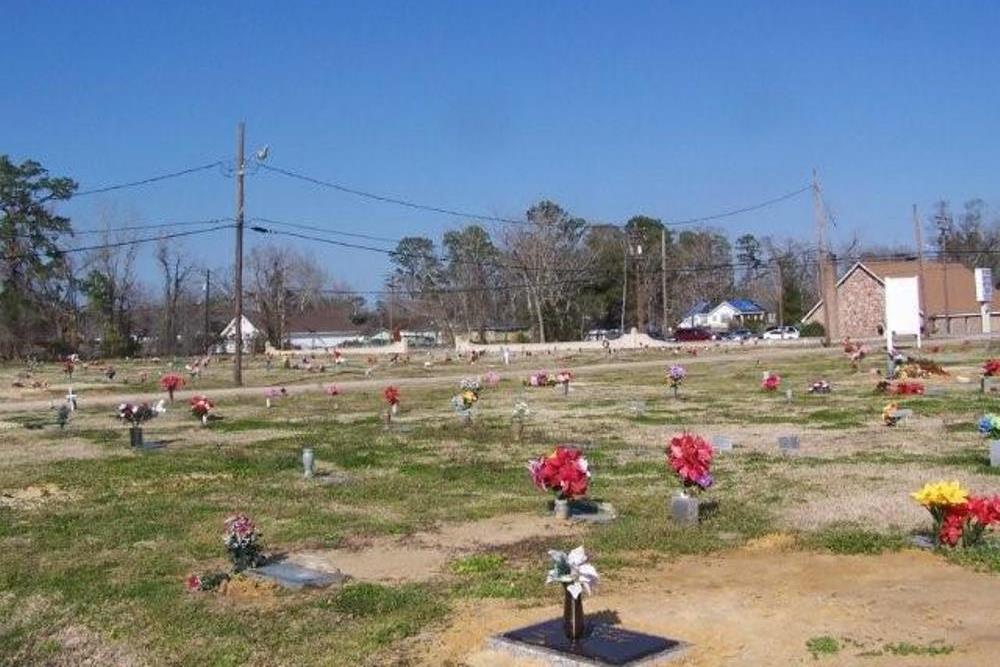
[[774, 258, 784, 327], [813, 169, 837, 344], [233, 121, 245, 385], [661, 228, 668, 335], [620, 238, 628, 333], [913, 204, 927, 335], [203, 269, 211, 353]]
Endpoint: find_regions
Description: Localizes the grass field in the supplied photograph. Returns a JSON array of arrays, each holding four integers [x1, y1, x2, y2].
[[2, 342, 1000, 665]]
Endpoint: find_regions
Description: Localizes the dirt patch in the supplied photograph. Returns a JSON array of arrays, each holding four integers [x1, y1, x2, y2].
[[419, 548, 1000, 666], [0, 436, 106, 467], [288, 513, 584, 583], [0, 483, 76, 510]]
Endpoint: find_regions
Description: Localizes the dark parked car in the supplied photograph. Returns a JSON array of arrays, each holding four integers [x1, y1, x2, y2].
[[673, 327, 715, 342], [729, 329, 754, 341]]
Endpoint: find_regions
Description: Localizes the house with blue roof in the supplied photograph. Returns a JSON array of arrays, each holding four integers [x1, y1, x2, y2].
[[678, 299, 770, 330]]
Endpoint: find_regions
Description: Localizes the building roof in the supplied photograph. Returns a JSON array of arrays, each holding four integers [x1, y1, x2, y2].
[[683, 300, 712, 318], [219, 315, 259, 338], [725, 298, 766, 314], [804, 259, 1000, 321], [287, 308, 362, 334]]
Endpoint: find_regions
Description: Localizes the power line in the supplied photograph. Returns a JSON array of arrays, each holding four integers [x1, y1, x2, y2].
[[259, 163, 529, 225], [71, 161, 225, 198], [259, 161, 812, 230], [663, 185, 812, 227], [250, 216, 399, 245], [1, 224, 234, 262]]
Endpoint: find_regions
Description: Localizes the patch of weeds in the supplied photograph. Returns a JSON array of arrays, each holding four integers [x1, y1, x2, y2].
[[943, 540, 1000, 573], [806, 636, 840, 659], [883, 640, 954, 656], [805, 525, 907, 555], [450, 553, 505, 575], [330, 582, 443, 618]]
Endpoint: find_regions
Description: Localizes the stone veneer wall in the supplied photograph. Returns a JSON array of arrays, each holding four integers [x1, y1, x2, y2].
[[837, 269, 885, 339]]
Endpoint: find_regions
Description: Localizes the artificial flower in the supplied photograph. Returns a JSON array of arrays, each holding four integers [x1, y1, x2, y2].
[[546, 546, 599, 600], [527, 446, 590, 500], [911, 481, 969, 508], [667, 433, 714, 491], [761, 372, 781, 392]]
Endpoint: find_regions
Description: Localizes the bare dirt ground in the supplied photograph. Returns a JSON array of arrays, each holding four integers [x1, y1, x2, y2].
[[288, 513, 585, 583], [416, 542, 1000, 666]]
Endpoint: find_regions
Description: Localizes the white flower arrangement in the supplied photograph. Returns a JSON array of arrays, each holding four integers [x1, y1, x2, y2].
[[546, 546, 599, 599]]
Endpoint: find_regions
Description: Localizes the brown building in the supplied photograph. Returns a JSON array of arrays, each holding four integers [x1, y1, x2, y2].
[[803, 260, 1000, 339]]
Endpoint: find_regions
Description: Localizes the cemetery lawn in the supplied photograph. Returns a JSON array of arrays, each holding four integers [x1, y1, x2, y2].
[[2, 341, 1000, 665]]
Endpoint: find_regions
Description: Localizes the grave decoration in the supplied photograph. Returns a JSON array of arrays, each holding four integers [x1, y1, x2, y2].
[[976, 415, 1000, 467], [526, 371, 557, 388], [62, 357, 75, 378], [528, 446, 590, 519], [117, 400, 165, 448], [912, 481, 1000, 547], [512, 401, 530, 440], [545, 546, 599, 640], [808, 380, 832, 394], [893, 381, 925, 396], [159, 373, 185, 402], [555, 370, 574, 396], [667, 433, 714, 524], [882, 403, 903, 427], [56, 404, 70, 430], [324, 384, 341, 401], [383, 385, 401, 425], [983, 359, 1000, 377], [451, 378, 480, 423], [761, 371, 781, 392], [897, 357, 948, 379], [482, 370, 501, 388], [667, 364, 686, 398], [264, 386, 286, 408], [186, 513, 267, 593], [190, 395, 214, 425]]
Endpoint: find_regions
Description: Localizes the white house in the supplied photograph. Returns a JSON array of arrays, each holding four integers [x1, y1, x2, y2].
[[218, 315, 261, 354], [287, 309, 368, 350], [679, 299, 769, 331]]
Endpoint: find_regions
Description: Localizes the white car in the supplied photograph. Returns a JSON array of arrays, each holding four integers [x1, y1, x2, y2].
[[762, 326, 800, 340]]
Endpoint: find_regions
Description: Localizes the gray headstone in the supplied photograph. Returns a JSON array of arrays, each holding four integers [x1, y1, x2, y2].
[[248, 562, 347, 590], [710, 435, 733, 453], [568, 501, 617, 523], [778, 435, 800, 452], [990, 441, 1000, 468]]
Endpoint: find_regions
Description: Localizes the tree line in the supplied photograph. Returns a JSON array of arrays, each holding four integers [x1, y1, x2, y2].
[[4, 154, 1000, 358]]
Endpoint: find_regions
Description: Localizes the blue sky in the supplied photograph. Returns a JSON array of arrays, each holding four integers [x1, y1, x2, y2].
[[3, 1, 999, 293]]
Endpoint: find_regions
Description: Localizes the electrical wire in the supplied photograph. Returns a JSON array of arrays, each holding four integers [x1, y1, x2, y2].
[[0, 223, 234, 261], [71, 161, 225, 198], [260, 162, 811, 229], [250, 216, 399, 245]]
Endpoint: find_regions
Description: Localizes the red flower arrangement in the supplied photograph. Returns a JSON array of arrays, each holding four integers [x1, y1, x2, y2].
[[938, 495, 1000, 546], [984, 359, 1000, 377], [383, 385, 400, 406], [190, 395, 214, 421], [527, 446, 590, 500], [325, 384, 341, 397], [62, 358, 75, 377], [667, 433, 714, 492], [761, 372, 781, 392], [893, 381, 925, 396], [159, 373, 185, 401]]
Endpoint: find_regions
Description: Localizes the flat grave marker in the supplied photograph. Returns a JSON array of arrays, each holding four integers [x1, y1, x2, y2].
[[491, 618, 687, 666]]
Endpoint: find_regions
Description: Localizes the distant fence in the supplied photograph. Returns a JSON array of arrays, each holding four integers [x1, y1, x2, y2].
[[264, 340, 409, 357]]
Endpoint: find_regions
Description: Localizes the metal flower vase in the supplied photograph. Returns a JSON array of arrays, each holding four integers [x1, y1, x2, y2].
[[129, 427, 143, 448], [563, 586, 585, 640], [671, 491, 699, 525], [554, 498, 571, 520]]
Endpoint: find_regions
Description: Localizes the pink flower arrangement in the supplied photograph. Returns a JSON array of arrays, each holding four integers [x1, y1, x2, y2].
[[483, 371, 501, 388], [528, 371, 554, 387], [159, 373, 185, 401], [528, 446, 590, 500], [761, 372, 781, 392], [555, 370, 574, 384], [667, 433, 714, 492], [324, 384, 341, 397], [190, 395, 214, 421]]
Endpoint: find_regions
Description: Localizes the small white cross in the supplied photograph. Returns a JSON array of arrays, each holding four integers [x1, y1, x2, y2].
[[65, 388, 78, 411]]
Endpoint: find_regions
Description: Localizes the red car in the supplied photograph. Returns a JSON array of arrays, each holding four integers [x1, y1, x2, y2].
[[673, 327, 715, 342]]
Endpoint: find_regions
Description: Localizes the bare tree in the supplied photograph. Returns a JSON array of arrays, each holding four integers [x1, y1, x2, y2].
[[247, 244, 326, 348], [155, 238, 195, 356]]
